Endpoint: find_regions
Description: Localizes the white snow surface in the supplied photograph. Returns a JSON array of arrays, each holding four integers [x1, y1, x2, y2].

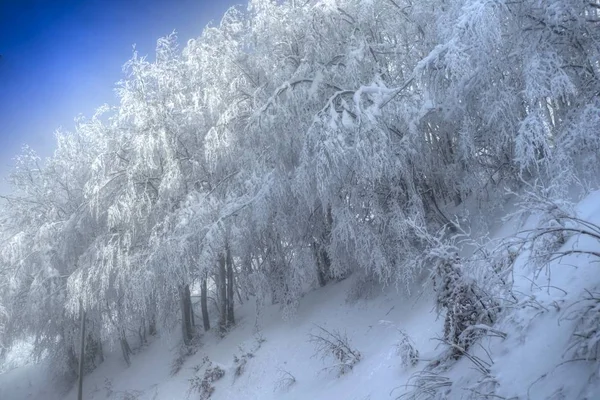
[[2, 190, 600, 400]]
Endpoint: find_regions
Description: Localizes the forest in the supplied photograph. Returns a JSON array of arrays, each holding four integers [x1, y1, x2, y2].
[[1, 0, 600, 398]]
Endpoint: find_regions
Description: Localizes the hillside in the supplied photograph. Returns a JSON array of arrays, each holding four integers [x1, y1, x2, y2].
[[2, 189, 600, 399], [1, 1, 600, 399]]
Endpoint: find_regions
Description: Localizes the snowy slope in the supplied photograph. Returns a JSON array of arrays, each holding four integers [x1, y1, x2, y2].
[[2, 190, 600, 400], [56, 279, 441, 400]]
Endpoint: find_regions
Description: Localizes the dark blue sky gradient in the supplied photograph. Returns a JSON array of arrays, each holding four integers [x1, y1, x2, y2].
[[0, 0, 238, 192]]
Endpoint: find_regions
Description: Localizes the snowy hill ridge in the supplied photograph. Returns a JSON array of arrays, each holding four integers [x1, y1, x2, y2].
[[3, 189, 600, 399]]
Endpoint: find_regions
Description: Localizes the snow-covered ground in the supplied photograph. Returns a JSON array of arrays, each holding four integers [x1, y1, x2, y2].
[[2, 190, 600, 400]]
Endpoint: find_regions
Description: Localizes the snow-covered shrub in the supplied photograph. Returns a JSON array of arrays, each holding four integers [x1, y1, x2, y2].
[[0, 337, 35, 373], [274, 367, 296, 392], [118, 390, 143, 400], [254, 332, 266, 346], [432, 257, 497, 358], [103, 377, 114, 398], [507, 184, 580, 273], [395, 330, 420, 369], [529, 218, 570, 273], [309, 325, 361, 376], [84, 333, 103, 373], [233, 336, 264, 379], [171, 335, 201, 376], [564, 289, 600, 365], [396, 370, 452, 400], [101, 383, 142, 400], [378, 320, 420, 369], [233, 351, 254, 379], [525, 215, 600, 273], [233, 354, 248, 378], [188, 359, 225, 400]]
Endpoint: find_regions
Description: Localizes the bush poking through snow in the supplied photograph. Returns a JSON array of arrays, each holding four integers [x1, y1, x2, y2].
[[274, 367, 297, 392], [188, 359, 225, 400], [104, 377, 114, 398], [395, 330, 420, 369], [232, 335, 265, 379], [432, 256, 497, 358], [395, 370, 452, 400], [233, 351, 254, 379], [378, 321, 420, 369], [118, 390, 143, 400], [563, 289, 600, 365], [171, 335, 202, 376], [101, 382, 142, 400], [254, 332, 266, 346], [507, 194, 600, 276], [309, 324, 361, 376]]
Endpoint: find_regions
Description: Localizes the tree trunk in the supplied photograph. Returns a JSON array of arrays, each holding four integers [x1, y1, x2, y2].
[[315, 206, 334, 287], [226, 245, 235, 327], [77, 299, 86, 400], [138, 327, 144, 346], [189, 290, 195, 328], [120, 329, 131, 367], [218, 253, 228, 335], [98, 340, 104, 364], [148, 314, 157, 336], [179, 284, 194, 345], [141, 317, 147, 344], [201, 276, 210, 331], [314, 241, 332, 287], [235, 280, 244, 305]]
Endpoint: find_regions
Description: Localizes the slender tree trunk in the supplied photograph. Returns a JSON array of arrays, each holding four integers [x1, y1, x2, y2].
[[98, 340, 104, 364], [77, 299, 86, 400], [226, 245, 235, 326], [148, 314, 157, 336], [188, 289, 195, 328], [201, 275, 210, 331], [120, 329, 131, 367], [235, 280, 244, 305], [141, 317, 147, 344], [218, 253, 228, 335], [138, 327, 144, 346], [179, 284, 194, 345], [314, 241, 331, 287], [315, 206, 334, 286]]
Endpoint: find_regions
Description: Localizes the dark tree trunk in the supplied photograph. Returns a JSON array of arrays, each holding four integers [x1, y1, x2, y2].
[[218, 253, 228, 335], [141, 317, 147, 344], [84, 333, 100, 370], [315, 206, 334, 286], [235, 280, 244, 305], [190, 303, 195, 327], [149, 314, 157, 336], [314, 241, 332, 287], [67, 345, 79, 378], [98, 340, 104, 364], [201, 275, 210, 331], [179, 284, 194, 345], [120, 329, 132, 367], [226, 245, 235, 326], [138, 326, 144, 346]]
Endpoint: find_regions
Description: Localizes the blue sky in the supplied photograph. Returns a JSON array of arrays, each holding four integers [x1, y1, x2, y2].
[[0, 0, 239, 193]]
